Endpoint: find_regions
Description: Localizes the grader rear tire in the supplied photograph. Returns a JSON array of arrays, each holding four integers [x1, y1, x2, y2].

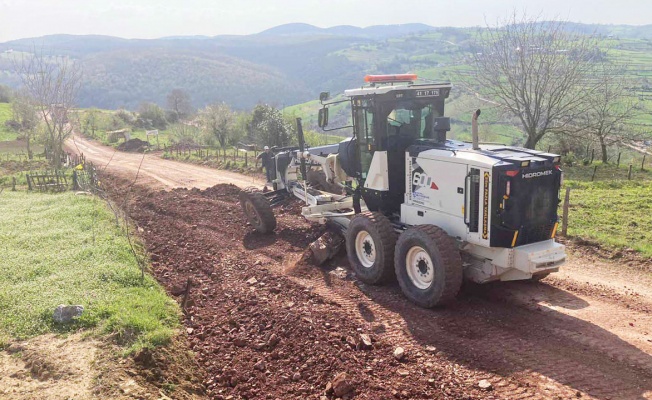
[[239, 187, 276, 234], [345, 211, 397, 285], [394, 225, 463, 308]]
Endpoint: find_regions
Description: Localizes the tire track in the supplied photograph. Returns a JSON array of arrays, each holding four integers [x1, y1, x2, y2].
[[281, 257, 652, 399]]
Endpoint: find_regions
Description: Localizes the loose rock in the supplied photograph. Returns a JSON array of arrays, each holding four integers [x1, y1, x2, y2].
[[358, 333, 373, 350], [254, 360, 266, 371], [331, 372, 355, 397], [53, 304, 84, 323], [393, 347, 405, 361], [478, 379, 493, 391]]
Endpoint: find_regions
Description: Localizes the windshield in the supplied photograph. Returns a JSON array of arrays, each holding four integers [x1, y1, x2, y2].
[[384, 103, 439, 140]]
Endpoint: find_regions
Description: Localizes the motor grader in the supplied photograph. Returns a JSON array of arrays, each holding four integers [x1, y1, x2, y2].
[[239, 74, 566, 307]]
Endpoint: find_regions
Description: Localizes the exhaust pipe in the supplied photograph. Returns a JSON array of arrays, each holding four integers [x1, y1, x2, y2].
[[472, 109, 481, 150], [296, 117, 308, 180]]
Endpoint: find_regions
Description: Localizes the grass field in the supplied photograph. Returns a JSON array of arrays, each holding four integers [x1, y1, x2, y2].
[[0, 191, 179, 352], [564, 180, 652, 257], [0, 103, 17, 142]]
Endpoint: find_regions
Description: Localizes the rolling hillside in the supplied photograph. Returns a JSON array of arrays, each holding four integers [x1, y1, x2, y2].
[[1, 22, 652, 113]]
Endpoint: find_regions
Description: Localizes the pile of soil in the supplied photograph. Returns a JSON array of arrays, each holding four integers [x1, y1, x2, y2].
[[117, 139, 150, 153], [102, 176, 493, 399]]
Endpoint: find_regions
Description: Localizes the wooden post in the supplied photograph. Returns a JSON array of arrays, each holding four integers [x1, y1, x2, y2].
[[586, 143, 590, 158], [182, 278, 192, 314], [590, 149, 594, 164], [628, 164, 633, 180], [233, 147, 236, 162], [11, 177, 16, 191], [642, 155, 647, 172], [245, 151, 248, 167], [561, 187, 571, 236], [617, 152, 621, 167], [547, 145, 551, 153], [591, 165, 597, 181]]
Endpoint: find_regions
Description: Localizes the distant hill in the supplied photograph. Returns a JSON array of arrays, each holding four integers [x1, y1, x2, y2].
[[258, 23, 437, 38], [0, 22, 651, 111]]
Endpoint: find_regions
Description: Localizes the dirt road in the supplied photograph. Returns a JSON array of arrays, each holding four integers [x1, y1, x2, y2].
[[87, 143, 652, 399], [66, 135, 264, 189]]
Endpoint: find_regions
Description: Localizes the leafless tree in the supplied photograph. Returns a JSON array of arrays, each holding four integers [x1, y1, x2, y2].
[[15, 50, 82, 168], [169, 122, 202, 147], [199, 103, 235, 157], [470, 13, 601, 149], [166, 88, 193, 119], [575, 61, 642, 163]]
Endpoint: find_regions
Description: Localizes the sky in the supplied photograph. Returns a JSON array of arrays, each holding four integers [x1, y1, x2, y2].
[[0, 0, 650, 42]]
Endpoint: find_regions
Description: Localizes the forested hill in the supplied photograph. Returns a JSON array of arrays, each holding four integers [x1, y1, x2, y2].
[[0, 22, 651, 110]]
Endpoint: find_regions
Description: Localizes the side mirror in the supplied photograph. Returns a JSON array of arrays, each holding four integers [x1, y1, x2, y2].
[[318, 107, 329, 128], [319, 92, 330, 102]]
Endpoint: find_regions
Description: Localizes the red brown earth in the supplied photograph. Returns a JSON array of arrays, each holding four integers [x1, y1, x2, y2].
[[101, 174, 652, 400], [71, 138, 652, 399]]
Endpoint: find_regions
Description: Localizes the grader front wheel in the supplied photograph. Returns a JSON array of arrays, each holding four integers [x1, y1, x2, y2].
[[239, 188, 276, 234], [345, 211, 397, 285]]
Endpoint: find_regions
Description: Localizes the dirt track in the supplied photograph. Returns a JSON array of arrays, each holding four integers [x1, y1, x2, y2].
[[66, 135, 264, 189], [78, 139, 652, 399]]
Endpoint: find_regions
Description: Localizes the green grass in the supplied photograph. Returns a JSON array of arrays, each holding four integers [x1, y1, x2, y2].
[[564, 179, 652, 257], [563, 160, 652, 182], [0, 191, 179, 352], [0, 103, 17, 142]]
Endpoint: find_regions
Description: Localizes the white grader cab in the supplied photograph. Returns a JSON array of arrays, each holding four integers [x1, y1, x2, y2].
[[239, 74, 566, 307]]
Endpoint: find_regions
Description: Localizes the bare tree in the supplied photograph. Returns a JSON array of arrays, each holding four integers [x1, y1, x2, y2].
[[169, 122, 202, 146], [166, 88, 193, 119], [16, 50, 82, 168], [10, 91, 39, 159], [576, 61, 641, 162], [470, 13, 601, 149], [199, 103, 235, 157]]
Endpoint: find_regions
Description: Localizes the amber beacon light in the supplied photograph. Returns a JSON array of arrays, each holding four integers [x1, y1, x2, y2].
[[364, 74, 418, 83]]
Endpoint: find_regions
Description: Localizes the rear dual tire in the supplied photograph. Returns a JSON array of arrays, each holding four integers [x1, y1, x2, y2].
[[345, 214, 463, 308]]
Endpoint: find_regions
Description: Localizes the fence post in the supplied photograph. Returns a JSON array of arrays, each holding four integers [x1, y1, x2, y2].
[[11, 177, 16, 191], [591, 165, 597, 181], [642, 155, 647, 172], [586, 143, 590, 158], [628, 164, 633, 180], [562, 187, 571, 236], [233, 147, 236, 162], [617, 152, 621, 167], [590, 149, 595, 164], [245, 151, 248, 167]]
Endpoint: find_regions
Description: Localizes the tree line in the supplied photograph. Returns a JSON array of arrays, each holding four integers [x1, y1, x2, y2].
[[79, 90, 311, 154]]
